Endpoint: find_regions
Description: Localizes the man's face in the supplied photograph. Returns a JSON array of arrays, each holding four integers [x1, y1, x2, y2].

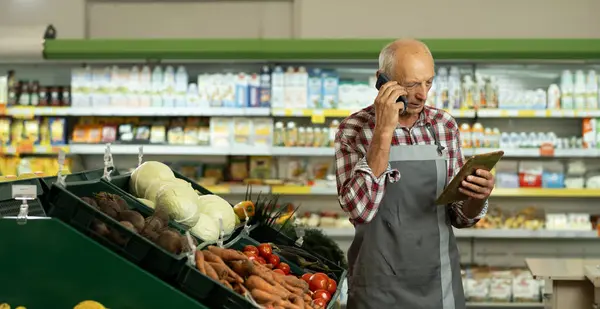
[[393, 53, 435, 115]]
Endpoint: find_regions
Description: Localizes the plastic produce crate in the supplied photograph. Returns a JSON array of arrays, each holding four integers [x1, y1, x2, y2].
[[248, 224, 347, 282], [46, 179, 193, 280], [40, 167, 120, 193], [0, 178, 46, 217], [109, 172, 244, 242], [177, 234, 292, 309]]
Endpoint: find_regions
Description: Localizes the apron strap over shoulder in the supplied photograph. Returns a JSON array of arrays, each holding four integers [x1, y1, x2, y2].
[[425, 123, 445, 156]]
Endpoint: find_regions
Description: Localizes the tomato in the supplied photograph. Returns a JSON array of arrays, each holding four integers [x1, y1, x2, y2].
[[326, 278, 337, 295], [311, 298, 326, 308], [257, 243, 273, 258], [256, 256, 267, 265], [247, 255, 257, 262], [267, 254, 280, 267], [243, 245, 259, 256], [277, 262, 291, 275], [273, 269, 285, 275], [309, 273, 329, 292], [312, 289, 332, 302], [301, 273, 312, 284]]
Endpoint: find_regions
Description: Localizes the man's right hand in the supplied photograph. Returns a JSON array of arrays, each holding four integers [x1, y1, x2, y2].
[[373, 81, 408, 134]]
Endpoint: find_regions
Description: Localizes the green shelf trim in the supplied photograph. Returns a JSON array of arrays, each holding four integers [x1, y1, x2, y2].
[[44, 38, 600, 61]]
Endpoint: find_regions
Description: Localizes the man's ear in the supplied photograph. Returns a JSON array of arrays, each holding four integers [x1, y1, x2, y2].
[[375, 70, 380, 79]]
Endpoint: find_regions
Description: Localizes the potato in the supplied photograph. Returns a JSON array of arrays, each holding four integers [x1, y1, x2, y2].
[[118, 210, 145, 231], [155, 229, 183, 254]]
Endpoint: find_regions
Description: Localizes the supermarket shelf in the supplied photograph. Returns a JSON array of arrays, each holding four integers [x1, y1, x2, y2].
[[196, 185, 600, 198], [319, 227, 598, 239], [204, 184, 270, 195], [492, 188, 600, 198], [0, 145, 69, 155], [271, 147, 334, 156], [464, 148, 600, 157], [267, 186, 600, 198], [43, 39, 600, 60], [8, 106, 600, 119], [466, 303, 543, 308], [6, 106, 270, 117], [69, 144, 235, 155]]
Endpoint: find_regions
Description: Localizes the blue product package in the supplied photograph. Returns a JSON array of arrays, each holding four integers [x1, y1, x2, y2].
[[259, 66, 271, 108], [542, 172, 565, 188], [495, 173, 520, 188]]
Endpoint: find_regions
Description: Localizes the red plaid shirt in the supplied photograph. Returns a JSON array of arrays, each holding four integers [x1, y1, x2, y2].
[[334, 104, 488, 226]]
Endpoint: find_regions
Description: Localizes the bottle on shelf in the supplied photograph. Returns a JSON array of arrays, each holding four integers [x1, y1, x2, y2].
[[574, 70, 586, 110], [586, 70, 598, 109], [560, 70, 574, 109]]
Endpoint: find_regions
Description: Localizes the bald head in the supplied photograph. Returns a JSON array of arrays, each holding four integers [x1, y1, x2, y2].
[[377, 38, 436, 115], [378, 38, 433, 79]]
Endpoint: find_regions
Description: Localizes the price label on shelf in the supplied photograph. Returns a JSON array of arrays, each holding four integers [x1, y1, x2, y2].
[[539, 143, 555, 157], [16, 142, 34, 154], [311, 110, 325, 124]]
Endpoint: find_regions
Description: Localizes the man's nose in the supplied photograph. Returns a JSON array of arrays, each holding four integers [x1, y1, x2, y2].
[[415, 84, 428, 100]]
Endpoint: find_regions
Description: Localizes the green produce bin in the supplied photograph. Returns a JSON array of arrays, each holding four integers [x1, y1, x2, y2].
[[40, 167, 120, 193], [108, 172, 245, 243], [0, 218, 207, 309], [0, 177, 46, 217], [46, 179, 194, 282], [248, 224, 347, 293]]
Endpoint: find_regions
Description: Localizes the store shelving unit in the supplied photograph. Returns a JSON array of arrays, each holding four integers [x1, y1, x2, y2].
[[2, 37, 600, 308]]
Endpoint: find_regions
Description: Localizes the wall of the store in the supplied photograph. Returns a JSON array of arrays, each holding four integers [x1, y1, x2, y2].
[[2, 0, 600, 39]]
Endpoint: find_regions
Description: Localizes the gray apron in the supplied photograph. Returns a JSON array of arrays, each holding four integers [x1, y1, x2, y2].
[[347, 124, 465, 309]]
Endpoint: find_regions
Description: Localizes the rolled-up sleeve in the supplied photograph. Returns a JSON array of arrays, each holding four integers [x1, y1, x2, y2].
[[335, 137, 400, 225]]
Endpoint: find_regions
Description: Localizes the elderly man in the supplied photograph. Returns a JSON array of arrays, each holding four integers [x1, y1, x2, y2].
[[334, 38, 495, 309]]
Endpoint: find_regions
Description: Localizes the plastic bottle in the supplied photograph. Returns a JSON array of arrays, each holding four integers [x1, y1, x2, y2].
[[437, 67, 449, 109], [560, 70, 574, 109], [449, 66, 462, 109], [586, 70, 598, 109], [574, 70, 586, 110], [460, 123, 472, 148], [547, 84, 561, 109], [462, 75, 475, 109]]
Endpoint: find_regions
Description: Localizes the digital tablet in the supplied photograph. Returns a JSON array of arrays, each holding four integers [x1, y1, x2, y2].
[[435, 150, 505, 205]]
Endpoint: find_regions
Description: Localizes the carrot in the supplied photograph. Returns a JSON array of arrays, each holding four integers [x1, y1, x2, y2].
[[233, 282, 249, 295], [195, 250, 206, 275], [246, 275, 290, 300], [282, 281, 305, 296], [280, 301, 303, 309], [290, 294, 305, 308], [203, 250, 226, 265], [250, 260, 278, 285], [250, 288, 283, 305], [207, 245, 248, 261], [303, 294, 312, 304], [283, 275, 309, 292], [230, 260, 254, 278], [204, 261, 220, 281], [220, 279, 233, 289], [208, 261, 243, 283], [208, 262, 229, 280]]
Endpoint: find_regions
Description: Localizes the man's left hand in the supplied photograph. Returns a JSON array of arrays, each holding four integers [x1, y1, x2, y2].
[[459, 169, 495, 200]]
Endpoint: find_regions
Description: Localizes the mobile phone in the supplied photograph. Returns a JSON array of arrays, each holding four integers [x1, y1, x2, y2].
[[375, 73, 407, 114]]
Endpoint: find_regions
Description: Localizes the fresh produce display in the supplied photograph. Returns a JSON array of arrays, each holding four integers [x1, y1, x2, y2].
[[83, 191, 196, 255], [127, 161, 238, 241], [248, 194, 348, 272], [192, 243, 338, 309]]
